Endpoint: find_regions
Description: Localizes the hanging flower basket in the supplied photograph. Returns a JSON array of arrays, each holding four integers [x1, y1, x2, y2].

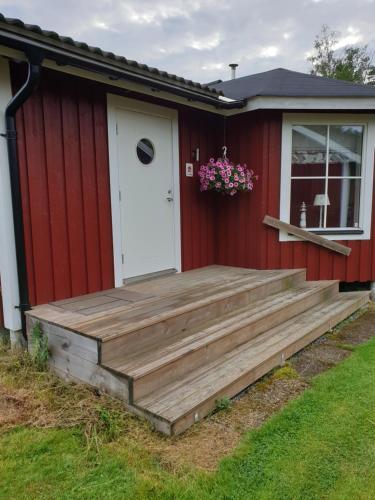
[[198, 155, 258, 196]]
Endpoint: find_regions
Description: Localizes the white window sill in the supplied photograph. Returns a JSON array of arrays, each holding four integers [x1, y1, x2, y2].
[[279, 228, 370, 242]]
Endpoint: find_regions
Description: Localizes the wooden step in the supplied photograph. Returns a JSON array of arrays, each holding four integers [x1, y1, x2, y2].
[[105, 280, 339, 401], [100, 269, 306, 364], [133, 291, 368, 435]]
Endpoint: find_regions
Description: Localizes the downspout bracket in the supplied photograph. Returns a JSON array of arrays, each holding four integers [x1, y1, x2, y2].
[[1, 130, 17, 139]]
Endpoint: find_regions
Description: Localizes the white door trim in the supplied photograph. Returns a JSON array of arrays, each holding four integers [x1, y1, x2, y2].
[[107, 94, 181, 286]]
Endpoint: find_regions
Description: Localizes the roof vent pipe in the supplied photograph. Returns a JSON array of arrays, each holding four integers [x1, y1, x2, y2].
[[229, 63, 238, 79]]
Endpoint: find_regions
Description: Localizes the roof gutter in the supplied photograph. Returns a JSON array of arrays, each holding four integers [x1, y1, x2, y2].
[[3, 47, 44, 337], [0, 29, 246, 110]]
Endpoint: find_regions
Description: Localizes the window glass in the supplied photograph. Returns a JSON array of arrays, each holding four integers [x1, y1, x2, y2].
[[137, 138, 154, 165], [291, 125, 327, 177], [289, 123, 364, 230], [329, 125, 363, 177], [290, 178, 326, 228], [326, 178, 361, 228]]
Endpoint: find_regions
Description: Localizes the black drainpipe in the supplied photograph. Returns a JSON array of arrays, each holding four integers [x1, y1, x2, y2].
[[2, 48, 44, 337]]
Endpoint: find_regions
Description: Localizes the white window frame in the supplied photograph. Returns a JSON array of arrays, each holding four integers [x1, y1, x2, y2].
[[280, 113, 375, 241]]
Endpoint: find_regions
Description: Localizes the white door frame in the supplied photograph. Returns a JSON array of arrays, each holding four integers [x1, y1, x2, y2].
[[107, 94, 181, 286]]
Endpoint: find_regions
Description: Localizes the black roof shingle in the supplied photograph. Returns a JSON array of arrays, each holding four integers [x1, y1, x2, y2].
[[211, 68, 375, 99]]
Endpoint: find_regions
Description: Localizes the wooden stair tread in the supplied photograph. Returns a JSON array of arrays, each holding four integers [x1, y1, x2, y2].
[[77, 269, 304, 341], [29, 266, 271, 330], [135, 292, 368, 424], [106, 280, 337, 378]]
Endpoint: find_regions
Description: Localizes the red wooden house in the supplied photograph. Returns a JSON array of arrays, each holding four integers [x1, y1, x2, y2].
[[0, 15, 374, 433]]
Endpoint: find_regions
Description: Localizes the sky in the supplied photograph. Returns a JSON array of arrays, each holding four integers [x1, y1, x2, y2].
[[1, 0, 375, 84]]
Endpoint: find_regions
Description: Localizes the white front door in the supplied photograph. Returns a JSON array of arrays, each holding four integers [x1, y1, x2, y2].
[[115, 100, 178, 279]]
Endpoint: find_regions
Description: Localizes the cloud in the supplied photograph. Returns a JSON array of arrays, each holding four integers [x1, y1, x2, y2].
[[335, 26, 363, 48], [201, 62, 224, 71], [0, 0, 375, 82], [189, 32, 221, 50], [260, 46, 280, 57]]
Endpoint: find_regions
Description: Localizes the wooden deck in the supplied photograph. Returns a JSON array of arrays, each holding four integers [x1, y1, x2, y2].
[[29, 266, 295, 341], [26, 266, 369, 435]]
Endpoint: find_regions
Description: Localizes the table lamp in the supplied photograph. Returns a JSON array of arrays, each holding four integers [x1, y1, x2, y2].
[[314, 193, 330, 228]]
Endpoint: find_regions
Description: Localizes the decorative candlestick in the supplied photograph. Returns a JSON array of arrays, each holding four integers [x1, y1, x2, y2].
[[300, 201, 307, 228]]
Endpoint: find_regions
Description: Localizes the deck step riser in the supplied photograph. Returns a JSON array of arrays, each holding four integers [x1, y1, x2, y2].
[[131, 281, 339, 401], [101, 270, 306, 365], [152, 295, 368, 436]]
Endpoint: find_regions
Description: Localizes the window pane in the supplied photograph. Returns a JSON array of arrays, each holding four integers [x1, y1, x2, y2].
[[326, 178, 361, 228], [329, 125, 363, 177], [291, 125, 327, 177], [136, 138, 155, 165], [290, 178, 326, 228]]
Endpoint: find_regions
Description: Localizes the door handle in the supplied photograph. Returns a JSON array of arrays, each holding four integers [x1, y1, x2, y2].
[[166, 190, 174, 202]]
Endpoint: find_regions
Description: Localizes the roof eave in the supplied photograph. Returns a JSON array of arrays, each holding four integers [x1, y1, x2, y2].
[[0, 22, 246, 110]]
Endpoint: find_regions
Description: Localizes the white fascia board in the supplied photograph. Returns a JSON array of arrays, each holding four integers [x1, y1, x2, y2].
[[0, 57, 21, 330], [241, 96, 375, 113]]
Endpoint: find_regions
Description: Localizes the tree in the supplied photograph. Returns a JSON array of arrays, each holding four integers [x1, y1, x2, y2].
[[308, 25, 375, 84]]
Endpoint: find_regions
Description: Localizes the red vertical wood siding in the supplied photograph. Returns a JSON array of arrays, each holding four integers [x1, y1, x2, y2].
[[11, 60, 375, 312], [217, 110, 375, 281], [178, 108, 222, 271], [11, 64, 221, 305], [13, 66, 114, 305], [216, 112, 265, 269]]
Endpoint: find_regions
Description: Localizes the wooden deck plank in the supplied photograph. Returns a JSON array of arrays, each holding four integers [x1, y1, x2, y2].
[[28, 267, 303, 342], [137, 292, 368, 423], [122, 281, 338, 400], [263, 215, 352, 256], [58, 295, 121, 312], [109, 281, 334, 375], [75, 269, 304, 341]]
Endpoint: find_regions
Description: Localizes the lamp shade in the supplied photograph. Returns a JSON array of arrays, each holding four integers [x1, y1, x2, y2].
[[313, 193, 330, 207]]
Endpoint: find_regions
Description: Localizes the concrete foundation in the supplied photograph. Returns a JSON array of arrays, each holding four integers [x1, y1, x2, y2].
[[9, 329, 26, 350]]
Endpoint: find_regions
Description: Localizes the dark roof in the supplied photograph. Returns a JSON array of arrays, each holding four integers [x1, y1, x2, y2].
[[0, 13, 222, 98], [211, 68, 375, 99]]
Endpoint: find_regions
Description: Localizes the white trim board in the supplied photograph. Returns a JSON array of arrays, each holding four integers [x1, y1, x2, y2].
[[107, 94, 181, 286], [3, 47, 375, 118], [279, 113, 375, 242], [235, 96, 375, 115], [0, 58, 21, 331]]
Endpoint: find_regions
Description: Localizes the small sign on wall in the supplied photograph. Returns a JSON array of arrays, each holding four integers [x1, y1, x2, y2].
[[185, 163, 194, 177]]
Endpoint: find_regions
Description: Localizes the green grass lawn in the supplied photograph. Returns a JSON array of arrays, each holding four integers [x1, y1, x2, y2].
[[1, 336, 375, 499]]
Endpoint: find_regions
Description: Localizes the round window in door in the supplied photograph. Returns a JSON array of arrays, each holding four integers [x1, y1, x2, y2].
[[136, 138, 155, 165]]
